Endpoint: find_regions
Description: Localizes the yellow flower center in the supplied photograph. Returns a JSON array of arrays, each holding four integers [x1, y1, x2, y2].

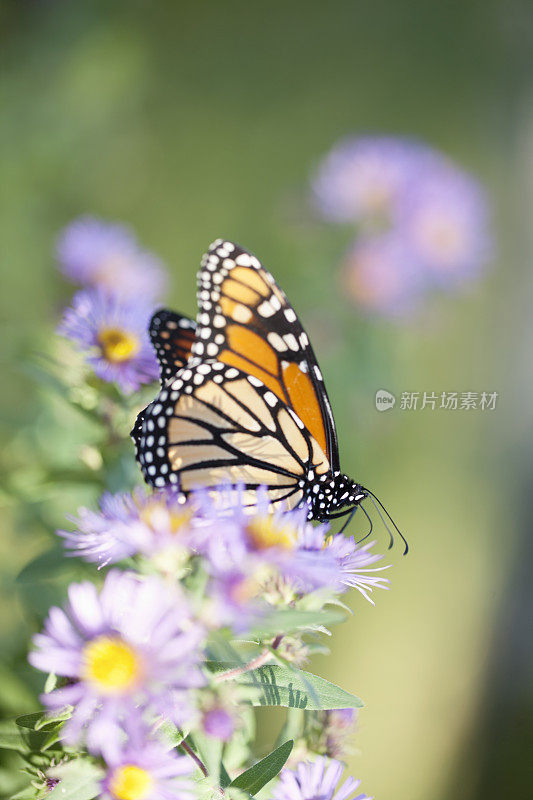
[[82, 635, 141, 694], [246, 517, 296, 551], [98, 327, 140, 363], [109, 765, 154, 800], [139, 503, 192, 535]]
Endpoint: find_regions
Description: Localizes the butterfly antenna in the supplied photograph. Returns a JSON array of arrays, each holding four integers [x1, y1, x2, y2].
[[338, 505, 358, 534], [355, 502, 374, 544], [364, 490, 409, 555]]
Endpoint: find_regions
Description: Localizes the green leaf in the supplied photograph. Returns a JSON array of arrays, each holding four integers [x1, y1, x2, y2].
[[205, 634, 250, 667], [250, 608, 346, 637], [16, 543, 93, 584], [220, 762, 232, 789], [15, 713, 44, 730], [47, 759, 103, 800], [16, 708, 71, 731], [235, 665, 363, 711], [15, 544, 70, 583], [231, 740, 293, 795], [0, 719, 61, 754]]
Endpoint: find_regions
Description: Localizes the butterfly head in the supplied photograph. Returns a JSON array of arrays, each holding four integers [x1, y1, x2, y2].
[[306, 470, 367, 522]]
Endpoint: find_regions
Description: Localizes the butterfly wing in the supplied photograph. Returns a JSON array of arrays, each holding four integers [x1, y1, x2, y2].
[[149, 308, 197, 385], [192, 239, 340, 471], [132, 309, 196, 464], [132, 361, 330, 510]]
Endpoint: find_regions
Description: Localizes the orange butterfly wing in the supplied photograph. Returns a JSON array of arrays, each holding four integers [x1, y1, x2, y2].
[[192, 239, 339, 469]]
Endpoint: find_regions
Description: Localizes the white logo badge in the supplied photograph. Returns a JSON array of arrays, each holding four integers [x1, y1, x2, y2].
[[375, 389, 396, 411]]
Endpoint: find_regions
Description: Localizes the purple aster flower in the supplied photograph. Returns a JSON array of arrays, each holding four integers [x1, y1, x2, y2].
[[299, 526, 391, 604], [341, 234, 425, 317], [58, 289, 159, 393], [324, 536, 391, 603], [395, 163, 492, 284], [271, 757, 371, 800], [192, 487, 341, 597], [29, 570, 205, 756], [312, 135, 427, 224], [100, 715, 193, 800], [58, 488, 193, 569], [57, 216, 168, 301]]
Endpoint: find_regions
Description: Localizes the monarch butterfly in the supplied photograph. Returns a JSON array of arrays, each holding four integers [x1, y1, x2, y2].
[[132, 239, 405, 549]]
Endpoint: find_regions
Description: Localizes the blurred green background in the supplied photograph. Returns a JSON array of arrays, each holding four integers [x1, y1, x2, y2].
[[1, 1, 532, 798]]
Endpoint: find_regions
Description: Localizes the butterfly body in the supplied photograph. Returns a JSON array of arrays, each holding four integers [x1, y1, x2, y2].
[[132, 239, 368, 522], [305, 472, 366, 521]]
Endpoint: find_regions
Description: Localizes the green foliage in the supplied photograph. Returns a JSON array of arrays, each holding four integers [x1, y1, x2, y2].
[[230, 740, 293, 796], [236, 665, 363, 711], [249, 607, 346, 638], [0, 712, 68, 756], [15, 710, 72, 732], [47, 760, 103, 800]]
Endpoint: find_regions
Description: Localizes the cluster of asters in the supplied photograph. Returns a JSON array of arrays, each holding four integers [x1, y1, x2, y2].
[[37, 216, 387, 797], [57, 216, 166, 393], [312, 135, 492, 316], [30, 484, 386, 799]]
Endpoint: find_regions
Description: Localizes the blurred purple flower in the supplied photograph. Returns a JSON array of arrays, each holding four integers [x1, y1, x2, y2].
[[271, 756, 370, 800], [58, 289, 159, 393], [100, 715, 193, 800], [341, 235, 424, 316], [202, 707, 236, 741], [58, 488, 193, 568], [29, 570, 205, 756], [395, 164, 492, 283], [312, 136, 425, 224], [313, 135, 493, 316], [57, 216, 167, 302], [323, 708, 357, 759], [201, 568, 266, 633]]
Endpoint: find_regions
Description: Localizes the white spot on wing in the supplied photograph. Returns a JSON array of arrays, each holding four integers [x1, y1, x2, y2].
[[267, 332, 287, 351], [284, 308, 297, 322], [284, 333, 299, 351], [258, 300, 275, 318]]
